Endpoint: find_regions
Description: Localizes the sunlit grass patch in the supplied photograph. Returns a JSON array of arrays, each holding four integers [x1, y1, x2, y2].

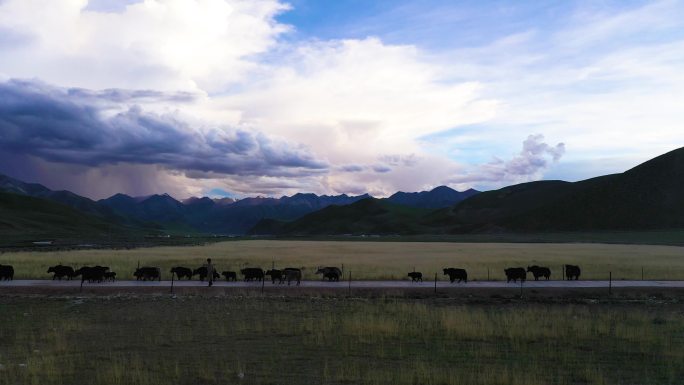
[[3, 240, 684, 280]]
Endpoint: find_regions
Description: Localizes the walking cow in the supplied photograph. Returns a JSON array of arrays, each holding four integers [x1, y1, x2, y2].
[[74, 266, 107, 283], [134, 266, 161, 281], [170, 266, 193, 280], [265, 269, 284, 284], [565, 265, 581, 280], [0, 264, 14, 281], [408, 272, 423, 282], [47, 265, 75, 280], [222, 271, 237, 281], [443, 268, 467, 283], [241, 268, 265, 282], [505, 267, 526, 283], [315, 267, 341, 282], [283, 268, 302, 286], [527, 265, 551, 281]]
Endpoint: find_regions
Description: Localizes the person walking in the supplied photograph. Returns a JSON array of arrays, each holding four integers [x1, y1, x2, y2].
[[204, 258, 215, 287]]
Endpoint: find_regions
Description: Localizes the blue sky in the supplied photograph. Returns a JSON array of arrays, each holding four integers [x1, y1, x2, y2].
[[0, 0, 682, 199]]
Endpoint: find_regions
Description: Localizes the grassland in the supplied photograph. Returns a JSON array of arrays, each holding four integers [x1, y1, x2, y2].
[[0, 294, 682, 385], [2, 240, 684, 280]]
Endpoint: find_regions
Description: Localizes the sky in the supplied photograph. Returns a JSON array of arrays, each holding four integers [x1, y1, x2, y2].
[[0, 0, 683, 199]]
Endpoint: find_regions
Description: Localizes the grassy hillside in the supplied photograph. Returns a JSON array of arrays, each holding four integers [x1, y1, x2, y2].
[[435, 147, 684, 232], [250, 198, 431, 235], [262, 147, 684, 236], [0, 191, 146, 244]]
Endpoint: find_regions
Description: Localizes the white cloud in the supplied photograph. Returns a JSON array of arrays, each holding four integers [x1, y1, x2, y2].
[[221, 37, 499, 172], [0, 0, 289, 92], [1, 0, 683, 198], [447, 134, 565, 187]]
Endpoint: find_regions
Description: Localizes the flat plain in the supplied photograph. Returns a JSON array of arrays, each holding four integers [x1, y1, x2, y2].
[[1, 293, 683, 385], [3, 240, 684, 280]]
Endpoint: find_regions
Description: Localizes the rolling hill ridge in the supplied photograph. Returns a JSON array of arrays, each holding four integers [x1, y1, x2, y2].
[[253, 147, 684, 235]]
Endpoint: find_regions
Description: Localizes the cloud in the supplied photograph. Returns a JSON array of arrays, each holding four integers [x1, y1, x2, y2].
[[372, 165, 392, 173], [223, 37, 499, 165], [0, 0, 290, 91], [447, 134, 565, 186], [2, 1, 681, 198], [0, 153, 194, 199], [66, 87, 198, 104], [338, 164, 364, 173], [0, 79, 327, 179]]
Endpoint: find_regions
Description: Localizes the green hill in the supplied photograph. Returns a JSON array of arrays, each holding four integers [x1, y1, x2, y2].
[[0, 191, 136, 240], [250, 198, 431, 235], [428, 147, 684, 232], [254, 147, 684, 235]]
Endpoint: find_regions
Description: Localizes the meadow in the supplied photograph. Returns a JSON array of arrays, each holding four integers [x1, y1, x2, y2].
[[2, 240, 684, 280], [0, 294, 682, 385]]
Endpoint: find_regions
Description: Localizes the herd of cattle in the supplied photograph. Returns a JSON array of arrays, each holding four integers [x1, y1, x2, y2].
[[0, 263, 583, 284]]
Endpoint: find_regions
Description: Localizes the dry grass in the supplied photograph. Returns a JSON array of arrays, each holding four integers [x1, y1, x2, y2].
[[0, 295, 682, 385], [2, 240, 684, 280]]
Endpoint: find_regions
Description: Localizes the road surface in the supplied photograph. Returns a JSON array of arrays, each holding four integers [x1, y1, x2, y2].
[[3, 279, 684, 289]]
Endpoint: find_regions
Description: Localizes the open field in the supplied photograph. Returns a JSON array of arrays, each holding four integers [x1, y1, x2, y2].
[[2, 240, 684, 280], [1, 293, 683, 385]]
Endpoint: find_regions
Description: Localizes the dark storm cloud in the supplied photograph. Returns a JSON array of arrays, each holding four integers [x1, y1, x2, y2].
[[338, 164, 365, 172], [0, 79, 328, 178], [372, 165, 392, 173], [67, 87, 198, 103]]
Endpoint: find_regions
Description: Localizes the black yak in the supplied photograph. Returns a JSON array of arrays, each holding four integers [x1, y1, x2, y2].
[[0, 264, 14, 281], [315, 267, 341, 281], [221, 271, 237, 281], [134, 266, 161, 281], [527, 265, 551, 280], [443, 268, 467, 283], [170, 266, 193, 280], [74, 266, 106, 283], [283, 268, 301, 286], [565, 265, 581, 280], [408, 272, 423, 282], [505, 267, 526, 283], [47, 265, 74, 280], [241, 268, 265, 282], [265, 269, 284, 284]]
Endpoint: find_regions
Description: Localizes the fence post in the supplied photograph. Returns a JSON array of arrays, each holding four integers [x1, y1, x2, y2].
[[434, 273, 437, 294], [641, 266, 644, 281], [609, 271, 612, 295], [261, 275, 265, 294], [519, 279, 523, 298], [562, 265, 565, 281], [348, 271, 352, 295], [170, 272, 174, 294], [487, 268, 490, 281]]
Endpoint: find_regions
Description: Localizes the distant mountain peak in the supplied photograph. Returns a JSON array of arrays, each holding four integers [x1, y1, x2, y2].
[[430, 185, 456, 192], [386, 186, 478, 209]]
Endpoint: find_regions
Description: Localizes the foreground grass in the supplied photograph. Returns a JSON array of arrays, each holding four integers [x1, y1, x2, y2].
[[0, 295, 682, 385], [2, 240, 684, 280]]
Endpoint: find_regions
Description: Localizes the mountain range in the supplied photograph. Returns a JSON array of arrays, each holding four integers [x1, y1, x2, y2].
[[252, 147, 684, 235], [5, 146, 684, 239], [0, 173, 477, 236]]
